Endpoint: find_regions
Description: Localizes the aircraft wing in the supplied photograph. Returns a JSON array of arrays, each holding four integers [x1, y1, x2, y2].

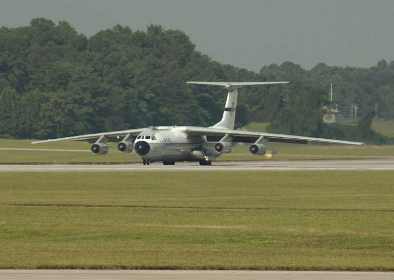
[[183, 127, 363, 145], [32, 128, 144, 144]]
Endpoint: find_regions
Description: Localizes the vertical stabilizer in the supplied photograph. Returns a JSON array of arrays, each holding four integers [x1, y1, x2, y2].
[[213, 87, 238, 129], [186, 81, 289, 130]]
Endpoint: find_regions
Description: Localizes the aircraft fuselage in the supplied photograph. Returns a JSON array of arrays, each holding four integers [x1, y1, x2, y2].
[[133, 127, 222, 164]]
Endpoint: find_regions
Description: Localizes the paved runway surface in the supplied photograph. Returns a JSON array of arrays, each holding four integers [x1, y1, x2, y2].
[[0, 270, 392, 280], [1, 159, 394, 172]]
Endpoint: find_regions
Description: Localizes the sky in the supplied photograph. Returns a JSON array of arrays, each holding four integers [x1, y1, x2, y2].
[[1, 0, 394, 71]]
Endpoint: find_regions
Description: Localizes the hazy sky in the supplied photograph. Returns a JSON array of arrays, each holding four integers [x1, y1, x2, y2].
[[1, 0, 394, 71]]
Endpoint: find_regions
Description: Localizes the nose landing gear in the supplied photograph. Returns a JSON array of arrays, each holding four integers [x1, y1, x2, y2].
[[143, 159, 150, 165]]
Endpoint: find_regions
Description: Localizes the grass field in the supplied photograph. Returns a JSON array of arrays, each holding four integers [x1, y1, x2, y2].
[[1, 138, 394, 164], [241, 122, 270, 132], [372, 119, 394, 138], [0, 171, 393, 270], [0, 139, 135, 164]]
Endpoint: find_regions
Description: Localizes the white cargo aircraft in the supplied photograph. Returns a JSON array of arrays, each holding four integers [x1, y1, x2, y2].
[[33, 82, 363, 165]]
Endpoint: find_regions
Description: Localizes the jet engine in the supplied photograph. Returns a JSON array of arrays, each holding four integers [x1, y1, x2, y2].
[[91, 142, 108, 155], [117, 141, 133, 153], [191, 150, 206, 160], [134, 141, 150, 156], [214, 142, 232, 154], [249, 144, 266, 155]]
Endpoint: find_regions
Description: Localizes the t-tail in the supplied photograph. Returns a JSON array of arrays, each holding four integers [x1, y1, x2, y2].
[[186, 81, 289, 129]]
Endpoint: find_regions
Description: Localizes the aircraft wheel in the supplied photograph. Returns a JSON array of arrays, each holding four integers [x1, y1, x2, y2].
[[199, 160, 212, 166], [163, 161, 175, 165]]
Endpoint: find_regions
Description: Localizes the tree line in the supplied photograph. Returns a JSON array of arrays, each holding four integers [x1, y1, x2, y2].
[[0, 18, 393, 143]]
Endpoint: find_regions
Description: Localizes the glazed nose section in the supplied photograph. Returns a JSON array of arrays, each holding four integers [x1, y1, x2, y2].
[[134, 141, 150, 156]]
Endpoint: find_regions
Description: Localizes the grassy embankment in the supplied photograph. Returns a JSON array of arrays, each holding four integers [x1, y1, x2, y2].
[[372, 119, 394, 138], [0, 171, 393, 270], [0, 138, 394, 164]]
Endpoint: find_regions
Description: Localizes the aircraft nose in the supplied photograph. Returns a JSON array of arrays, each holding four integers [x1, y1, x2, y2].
[[134, 141, 150, 156]]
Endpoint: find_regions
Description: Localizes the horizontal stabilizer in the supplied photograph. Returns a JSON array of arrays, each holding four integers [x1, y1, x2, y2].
[[186, 81, 289, 88]]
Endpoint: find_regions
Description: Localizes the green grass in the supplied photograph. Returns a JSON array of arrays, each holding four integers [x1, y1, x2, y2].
[[1, 138, 394, 164], [0, 139, 139, 164], [223, 144, 394, 161], [242, 122, 270, 132], [0, 138, 88, 149], [0, 171, 393, 270], [372, 119, 394, 138]]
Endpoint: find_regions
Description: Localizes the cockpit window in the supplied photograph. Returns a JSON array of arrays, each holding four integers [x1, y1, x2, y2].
[[137, 134, 155, 140]]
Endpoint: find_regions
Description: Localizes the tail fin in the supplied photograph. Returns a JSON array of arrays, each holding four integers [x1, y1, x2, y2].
[[187, 81, 289, 129]]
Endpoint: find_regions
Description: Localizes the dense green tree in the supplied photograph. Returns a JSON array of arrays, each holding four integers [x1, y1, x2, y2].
[[0, 87, 19, 137], [0, 18, 393, 143]]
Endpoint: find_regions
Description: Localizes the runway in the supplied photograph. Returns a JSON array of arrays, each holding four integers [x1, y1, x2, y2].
[[1, 159, 394, 171], [0, 270, 392, 280]]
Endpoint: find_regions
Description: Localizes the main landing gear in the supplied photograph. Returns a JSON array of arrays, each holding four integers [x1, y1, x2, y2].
[[143, 160, 212, 166], [199, 160, 212, 166]]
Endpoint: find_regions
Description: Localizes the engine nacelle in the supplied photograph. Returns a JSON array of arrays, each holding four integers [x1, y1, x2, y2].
[[117, 141, 133, 153], [91, 143, 108, 155], [249, 144, 266, 155], [191, 150, 206, 160], [214, 142, 232, 154]]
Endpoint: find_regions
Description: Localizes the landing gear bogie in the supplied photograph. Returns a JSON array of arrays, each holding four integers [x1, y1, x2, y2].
[[199, 160, 212, 166]]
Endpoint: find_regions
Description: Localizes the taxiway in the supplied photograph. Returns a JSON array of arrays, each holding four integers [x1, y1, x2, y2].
[[0, 270, 392, 280], [1, 159, 394, 172]]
